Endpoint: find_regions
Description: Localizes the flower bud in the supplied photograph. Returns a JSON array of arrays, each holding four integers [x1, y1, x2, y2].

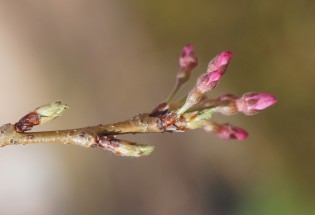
[[196, 70, 223, 93], [178, 44, 198, 74], [217, 123, 248, 140], [236, 93, 277, 115], [167, 44, 198, 103], [207, 51, 233, 74], [177, 70, 223, 115], [204, 122, 248, 140]]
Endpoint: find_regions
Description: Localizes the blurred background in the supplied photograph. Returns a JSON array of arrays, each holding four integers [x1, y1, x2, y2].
[[0, 0, 314, 214]]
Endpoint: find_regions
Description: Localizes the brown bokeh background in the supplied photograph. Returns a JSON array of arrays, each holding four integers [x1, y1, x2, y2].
[[0, 1, 314, 215]]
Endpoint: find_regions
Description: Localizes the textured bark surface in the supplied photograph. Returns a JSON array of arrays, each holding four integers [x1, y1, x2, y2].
[[0, 111, 192, 157]]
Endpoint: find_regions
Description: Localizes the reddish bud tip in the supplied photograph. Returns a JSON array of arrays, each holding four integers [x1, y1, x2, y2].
[[179, 44, 198, 72], [15, 112, 40, 132], [196, 70, 223, 93], [236, 93, 277, 115], [217, 123, 248, 140], [208, 51, 233, 74]]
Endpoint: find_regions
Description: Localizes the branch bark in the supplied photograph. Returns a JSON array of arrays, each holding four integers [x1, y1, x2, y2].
[[0, 111, 189, 157]]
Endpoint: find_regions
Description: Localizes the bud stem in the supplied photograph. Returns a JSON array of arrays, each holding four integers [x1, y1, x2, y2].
[[166, 78, 183, 103]]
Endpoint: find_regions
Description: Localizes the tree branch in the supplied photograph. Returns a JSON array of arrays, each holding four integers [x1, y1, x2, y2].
[[0, 45, 277, 157]]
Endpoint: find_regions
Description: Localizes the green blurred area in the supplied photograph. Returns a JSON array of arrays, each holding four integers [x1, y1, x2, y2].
[[0, 0, 314, 214]]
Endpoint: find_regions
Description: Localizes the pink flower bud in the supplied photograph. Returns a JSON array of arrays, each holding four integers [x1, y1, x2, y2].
[[217, 123, 248, 140], [177, 71, 224, 115], [207, 51, 233, 74], [236, 93, 277, 115], [167, 44, 198, 103], [196, 70, 223, 93], [179, 44, 198, 72]]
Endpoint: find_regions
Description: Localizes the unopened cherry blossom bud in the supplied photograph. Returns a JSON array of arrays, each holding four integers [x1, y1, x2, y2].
[[217, 123, 248, 140], [177, 70, 224, 115], [236, 93, 277, 115], [179, 44, 198, 74], [196, 70, 223, 93], [167, 44, 198, 103], [207, 51, 233, 74], [204, 122, 248, 140]]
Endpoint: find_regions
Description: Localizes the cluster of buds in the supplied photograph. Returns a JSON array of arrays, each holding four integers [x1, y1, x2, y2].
[[161, 44, 277, 141], [176, 50, 233, 115]]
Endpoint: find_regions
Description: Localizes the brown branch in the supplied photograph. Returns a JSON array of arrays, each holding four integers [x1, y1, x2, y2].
[[0, 113, 185, 146], [0, 111, 190, 157]]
